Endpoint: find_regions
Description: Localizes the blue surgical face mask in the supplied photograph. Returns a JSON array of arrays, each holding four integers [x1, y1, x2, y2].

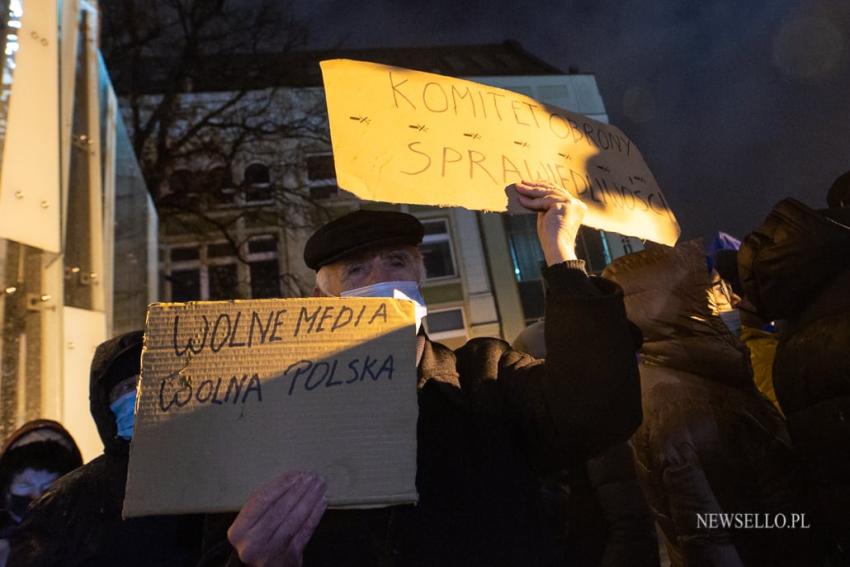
[[110, 390, 137, 440], [340, 280, 427, 333], [719, 309, 742, 337]]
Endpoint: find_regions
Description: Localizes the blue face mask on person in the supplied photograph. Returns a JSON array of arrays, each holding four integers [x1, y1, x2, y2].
[[109, 391, 137, 440], [719, 309, 742, 337], [340, 280, 428, 333]]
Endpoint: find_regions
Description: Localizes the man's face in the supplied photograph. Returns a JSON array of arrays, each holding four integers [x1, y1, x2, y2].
[[708, 271, 739, 314], [316, 246, 421, 296], [7, 468, 59, 501], [109, 374, 139, 405], [5, 467, 60, 522]]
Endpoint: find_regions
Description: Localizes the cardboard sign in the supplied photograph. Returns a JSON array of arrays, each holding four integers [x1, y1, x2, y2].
[[124, 298, 418, 517], [321, 59, 680, 246]]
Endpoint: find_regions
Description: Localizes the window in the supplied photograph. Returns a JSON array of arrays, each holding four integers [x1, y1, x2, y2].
[[576, 227, 610, 274], [206, 165, 235, 206], [249, 260, 280, 298], [307, 154, 335, 180], [169, 246, 199, 262], [243, 163, 272, 203], [169, 268, 201, 302], [420, 219, 457, 280], [504, 214, 547, 323], [208, 264, 239, 300], [424, 307, 466, 341], [244, 163, 270, 185], [504, 214, 617, 323], [165, 235, 281, 301], [306, 154, 338, 199], [247, 235, 280, 299], [248, 238, 277, 254], [504, 214, 545, 282], [208, 242, 237, 258], [168, 166, 235, 205]]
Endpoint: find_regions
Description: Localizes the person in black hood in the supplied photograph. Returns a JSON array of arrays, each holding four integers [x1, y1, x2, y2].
[[603, 240, 824, 567], [738, 194, 850, 563], [0, 420, 82, 566], [7, 331, 204, 567]]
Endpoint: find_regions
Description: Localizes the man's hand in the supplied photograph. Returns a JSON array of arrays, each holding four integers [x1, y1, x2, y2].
[[227, 471, 327, 567], [514, 180, 587, 266]]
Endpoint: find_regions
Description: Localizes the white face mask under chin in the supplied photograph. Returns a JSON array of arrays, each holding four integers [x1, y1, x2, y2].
[[340, 280, 427, 333]]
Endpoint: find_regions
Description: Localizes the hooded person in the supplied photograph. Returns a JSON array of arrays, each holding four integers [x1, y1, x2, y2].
[[602, 240, 824, 567], [0, 420, 82, 565], [737, 196, 850, 562], [197, 180, 644, 567], [7, 331, 204, 567]]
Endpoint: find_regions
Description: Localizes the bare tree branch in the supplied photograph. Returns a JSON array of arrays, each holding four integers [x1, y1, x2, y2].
[[101, 0, 335, 298]]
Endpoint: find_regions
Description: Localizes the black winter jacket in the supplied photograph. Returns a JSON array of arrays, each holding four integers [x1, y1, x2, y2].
[[8, 332, 204, 567], [739, 199, 850, 558], [604, 240, 823, 567], [198, 261, 644, 567]]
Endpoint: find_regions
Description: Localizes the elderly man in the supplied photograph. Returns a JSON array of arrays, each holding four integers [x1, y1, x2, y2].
[[199, 180, 642, 567]]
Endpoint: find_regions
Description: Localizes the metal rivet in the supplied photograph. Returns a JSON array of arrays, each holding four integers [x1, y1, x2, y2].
[[4, 286, 16, 294], [68, 342, 75, 350], [39, 294, 51, 302], [71, 266, 80, 273], [14, 191, 22, 199], [40, 201, 49, 208], [30, 31, 38, 39]]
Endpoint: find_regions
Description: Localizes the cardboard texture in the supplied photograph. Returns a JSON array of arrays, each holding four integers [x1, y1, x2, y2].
[[124, 298, 418, 517], [321, 59, 680, 246]]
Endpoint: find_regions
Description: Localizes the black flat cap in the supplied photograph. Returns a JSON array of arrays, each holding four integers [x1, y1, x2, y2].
[[304, 210, 424, 270]]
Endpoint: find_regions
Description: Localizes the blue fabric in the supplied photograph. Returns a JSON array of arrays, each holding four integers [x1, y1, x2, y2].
[[706, 231, 742, 273], [109, 391, 136, 439]]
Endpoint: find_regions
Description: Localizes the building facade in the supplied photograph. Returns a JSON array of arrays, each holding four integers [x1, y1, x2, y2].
[[0, 1, 156, 459]]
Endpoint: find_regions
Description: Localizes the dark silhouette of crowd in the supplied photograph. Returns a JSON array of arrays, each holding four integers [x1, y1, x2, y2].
[[0, 172, 848, 566]]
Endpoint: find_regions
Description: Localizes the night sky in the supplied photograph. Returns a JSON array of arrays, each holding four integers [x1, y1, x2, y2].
[[290, 0, 850, 242]]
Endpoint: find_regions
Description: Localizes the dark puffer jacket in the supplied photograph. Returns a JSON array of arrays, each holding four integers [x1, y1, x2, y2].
[[603, 240, 823, 567], [738, 199, 850, 558], [8, 332, 203, 567]]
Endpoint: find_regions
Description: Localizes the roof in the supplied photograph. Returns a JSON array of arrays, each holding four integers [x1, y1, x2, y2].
[[110, 41, 568, 95]]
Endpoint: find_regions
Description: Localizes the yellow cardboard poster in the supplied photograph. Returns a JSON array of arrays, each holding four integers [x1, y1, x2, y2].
[[321, 59, 680, 246], [124, 297, 418, 517]]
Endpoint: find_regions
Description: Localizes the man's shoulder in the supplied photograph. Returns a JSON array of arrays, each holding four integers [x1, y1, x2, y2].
[[453, 336, 512, 358], [451, 337, 536, 378]]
